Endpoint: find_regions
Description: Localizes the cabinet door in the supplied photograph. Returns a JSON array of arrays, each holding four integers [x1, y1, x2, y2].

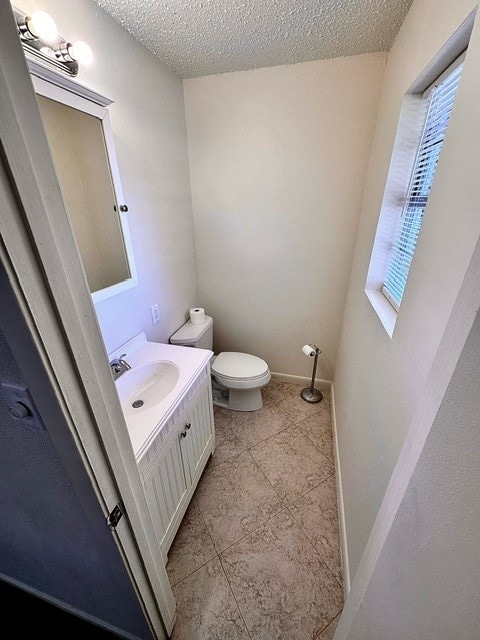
[[142, 432, 189, 557], [183, 382, 214, 484]]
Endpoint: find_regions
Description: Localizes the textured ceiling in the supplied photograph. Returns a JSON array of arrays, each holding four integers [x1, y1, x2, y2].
[[93, 0, 413, 78]]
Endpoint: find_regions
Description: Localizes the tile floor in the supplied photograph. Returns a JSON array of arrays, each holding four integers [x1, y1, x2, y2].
[[167, 380, 343, 640]]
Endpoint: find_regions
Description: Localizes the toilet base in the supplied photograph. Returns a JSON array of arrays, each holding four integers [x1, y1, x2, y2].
[[212, 380, 264, 412]]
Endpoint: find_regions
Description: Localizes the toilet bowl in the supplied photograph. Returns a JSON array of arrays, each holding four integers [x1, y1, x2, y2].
[[210, 351, 271, 411], [170, 316, 271, 411]]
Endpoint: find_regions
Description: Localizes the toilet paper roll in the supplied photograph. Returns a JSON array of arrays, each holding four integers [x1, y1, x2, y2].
[[302, 344, 316, 357], [190, 308, 206, 325]]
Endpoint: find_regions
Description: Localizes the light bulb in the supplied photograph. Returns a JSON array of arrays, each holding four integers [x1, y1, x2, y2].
[[27, 10, 58, 42], [68, 40, 93, 65]]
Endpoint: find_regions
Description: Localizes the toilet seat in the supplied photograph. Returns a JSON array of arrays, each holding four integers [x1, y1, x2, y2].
[[211, 352, 269, 380], [211, 352, 271, 391]]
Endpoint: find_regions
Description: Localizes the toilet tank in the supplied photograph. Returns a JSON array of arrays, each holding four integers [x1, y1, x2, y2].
[[170, 316, 213, 350]]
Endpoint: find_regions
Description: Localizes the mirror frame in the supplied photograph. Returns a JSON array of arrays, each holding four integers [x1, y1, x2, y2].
[[30, 61, 138, 304]]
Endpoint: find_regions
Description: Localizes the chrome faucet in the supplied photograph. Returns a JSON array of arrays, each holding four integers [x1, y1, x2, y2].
[[110, 353, 131, 380]]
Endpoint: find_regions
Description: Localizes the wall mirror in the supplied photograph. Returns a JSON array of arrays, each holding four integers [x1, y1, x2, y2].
[[32, 68, 138, 304]]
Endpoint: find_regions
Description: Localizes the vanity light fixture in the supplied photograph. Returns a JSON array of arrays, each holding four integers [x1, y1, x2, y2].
[[14, 5, 93, 77], [54, 40, 94, 66], [17, 10, 58, 42]]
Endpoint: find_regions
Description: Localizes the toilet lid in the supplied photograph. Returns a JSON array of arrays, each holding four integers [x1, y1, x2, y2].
[[211, 352, 269, 381]]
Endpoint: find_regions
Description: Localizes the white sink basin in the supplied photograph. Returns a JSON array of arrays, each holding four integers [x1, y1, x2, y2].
[[117, 361, 180, 417], [111, 335, 213, 459]]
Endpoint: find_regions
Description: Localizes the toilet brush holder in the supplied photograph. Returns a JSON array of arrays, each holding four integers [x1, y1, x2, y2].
[[301, 344, 323, 404]]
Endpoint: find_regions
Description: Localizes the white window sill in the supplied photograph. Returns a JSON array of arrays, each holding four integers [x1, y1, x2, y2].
[[365, 288, 397, 338]]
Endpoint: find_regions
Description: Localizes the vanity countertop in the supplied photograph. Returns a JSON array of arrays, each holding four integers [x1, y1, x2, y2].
[[111, 333, 212, 458]]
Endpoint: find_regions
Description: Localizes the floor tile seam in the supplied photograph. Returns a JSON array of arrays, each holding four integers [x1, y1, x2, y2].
[[217, 501, 343, 632], [242, 447, 293, 508], [314, 614, 340, 640], [267, 398, 289, 410], [274, 400, 305, 421], [294, 424, 336, 465], [209, 444, 250, 469], [194, 451, 288, 556], [214, 502, 291, 557], [265, 389, 306, 408], [287, 404, 328, 424], [216, 402, 295, 438], [237, 397, 296, 420], [168, 549, 219, 588], [279, 408, 327, 427], [193, 489, 222, 568], [198, 468, 341, 583], [241, 412, 299, 451], [282, 470, 337, 508], [333, 574, 344, 590], [199, 443, 336, 557], [195, 448, 284, 521], [214, 411, 234, 426], [264, 395, 295, 410], [237, 419, 294, 452], [300, 398, 332, 411], [247, 429, 336, 505], [295, 406, 332, 431], [287, 472, 336, 508], [285, 502, 344, 591], [217, 554, 253, 640], [297, 433, 335, 465], [199, 405, 335, 552]]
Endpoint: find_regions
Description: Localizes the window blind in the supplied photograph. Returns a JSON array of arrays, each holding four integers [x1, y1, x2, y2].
[[382, 60, 464, 310]]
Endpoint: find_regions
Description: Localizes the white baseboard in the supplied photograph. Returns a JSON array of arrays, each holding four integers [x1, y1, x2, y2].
[[330, 382, 351, 597], [270, 371, 331, 389]]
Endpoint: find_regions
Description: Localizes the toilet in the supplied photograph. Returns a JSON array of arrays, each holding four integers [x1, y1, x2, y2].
[[170, 316, 271, 411]]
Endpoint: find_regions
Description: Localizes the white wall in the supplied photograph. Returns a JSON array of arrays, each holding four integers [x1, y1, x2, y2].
[[19, 0, 199, 355], [183, 54, 386, 380], [346, 320, 480, 639], [336, 231, 480, 639], [333, 0, 480, 581]]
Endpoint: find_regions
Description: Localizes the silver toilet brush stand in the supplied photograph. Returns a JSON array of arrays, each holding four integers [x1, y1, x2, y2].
[[301, 345, 323, 403]]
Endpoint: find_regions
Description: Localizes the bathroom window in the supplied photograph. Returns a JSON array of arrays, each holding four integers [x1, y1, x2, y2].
[[382, 57, 464, 310], [366, 48, 466, 336]]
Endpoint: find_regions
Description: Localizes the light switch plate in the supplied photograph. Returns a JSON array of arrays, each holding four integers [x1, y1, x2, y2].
[[150, 304, 160, 325]]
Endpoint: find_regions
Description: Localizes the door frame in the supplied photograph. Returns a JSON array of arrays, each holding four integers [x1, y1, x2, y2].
[[0, 4, 175, 637]]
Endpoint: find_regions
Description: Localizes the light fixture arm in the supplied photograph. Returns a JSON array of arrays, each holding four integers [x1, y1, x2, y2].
[[55, 43, 75, 63], [16, 16, 36, 41]]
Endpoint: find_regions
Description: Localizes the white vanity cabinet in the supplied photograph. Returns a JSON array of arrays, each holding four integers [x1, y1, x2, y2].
[[137, 365, 214, 561]]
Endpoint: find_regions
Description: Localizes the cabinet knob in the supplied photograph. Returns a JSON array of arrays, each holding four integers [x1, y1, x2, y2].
[[186, 422, 191, 430], [180, 431, 187, 438]]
